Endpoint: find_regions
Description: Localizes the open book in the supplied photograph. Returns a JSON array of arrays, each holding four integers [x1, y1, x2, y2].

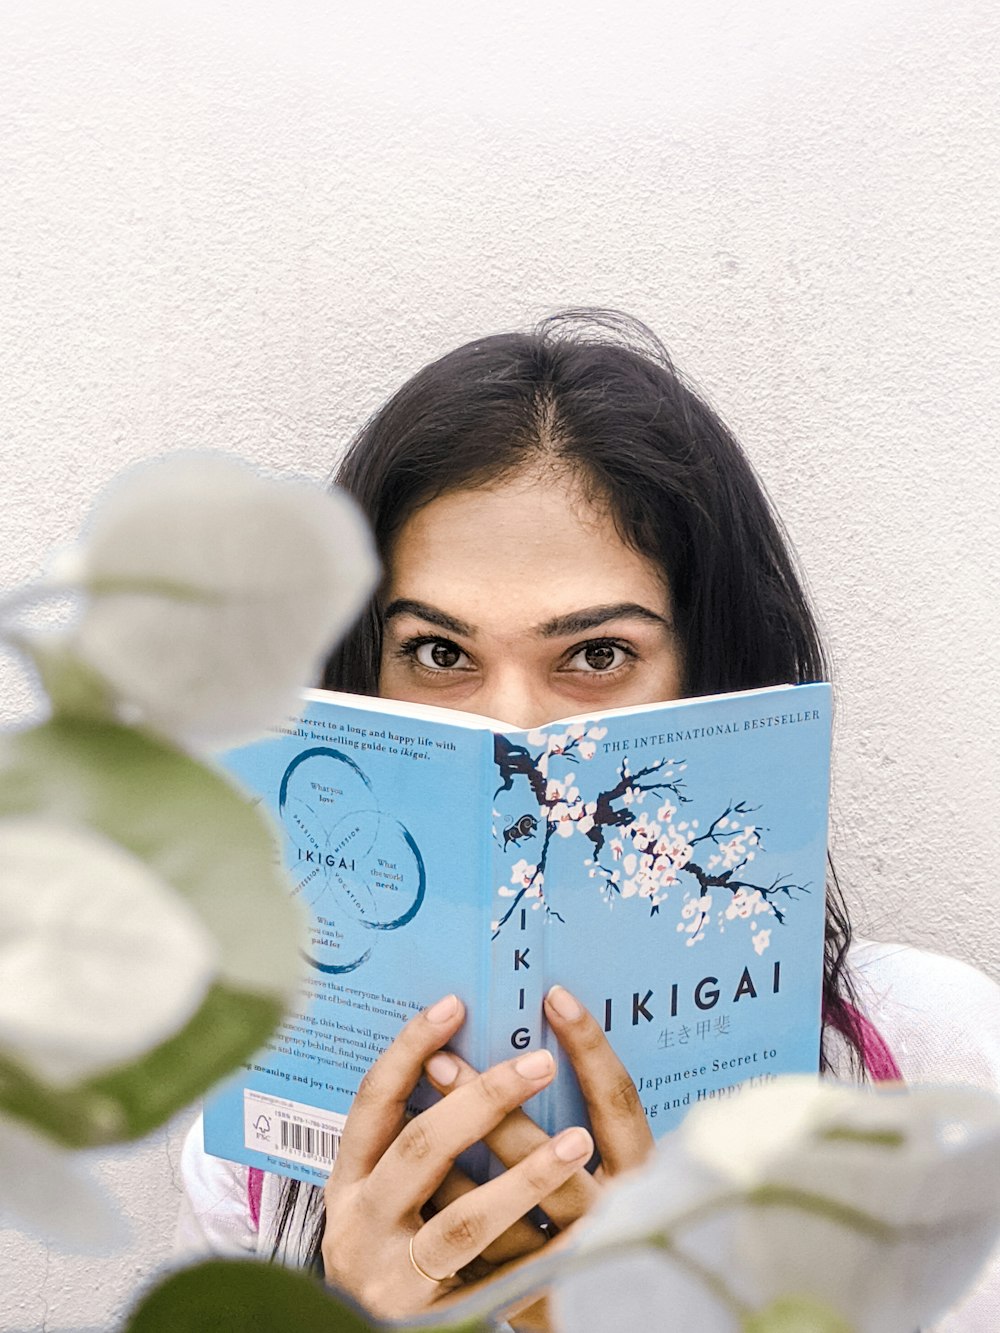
[[203, 682, 832, 1184]]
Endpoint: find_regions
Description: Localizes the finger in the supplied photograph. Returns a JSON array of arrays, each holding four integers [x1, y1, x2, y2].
[[424, 1052, 600, 1229], [367, 1047, 557, 1209], [328, 993, 465, 1188], [544, 984, 653, 1174], [429, 1166, 546, 1265], [412, 1126, 593, 1283]]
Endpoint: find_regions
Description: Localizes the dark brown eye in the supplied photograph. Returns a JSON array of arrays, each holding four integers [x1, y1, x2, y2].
[[431, 642, 460, 668], [583, 643, 618, 671], [412, 639, 466, 670]]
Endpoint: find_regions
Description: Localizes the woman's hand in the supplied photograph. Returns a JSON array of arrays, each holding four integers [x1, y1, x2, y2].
[[421, 985, 654, 1331], [321, 993, 594, 1322], [425, 984, 654, 1228]]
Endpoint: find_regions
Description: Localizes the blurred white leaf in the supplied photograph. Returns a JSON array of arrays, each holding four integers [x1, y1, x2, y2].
[[554, 1248, 735, 1333], [0, 817, 216, 1085], [60, 453, 378, 746], [681, 1074, 830, 1187], [703, 1080, 1000, 1333], [571, 1137, 727, 1258], [554, 1078, 1000, 1333], [0, 1111, 127, 1252], [0, 716, 303, 1002], [0, 720, 301, 1145]]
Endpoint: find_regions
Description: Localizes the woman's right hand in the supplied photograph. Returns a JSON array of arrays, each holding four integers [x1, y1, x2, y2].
[[321, 993, 594, 1323]]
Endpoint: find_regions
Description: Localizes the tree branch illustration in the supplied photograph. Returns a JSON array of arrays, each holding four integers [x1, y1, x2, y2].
[[687, 801, 761, 850], [491, 742, 807, 942], [583, 757, 689, 859], [492, 818, 565, 937], [493, 735, 547, 804], [678, 858, 812, 926]]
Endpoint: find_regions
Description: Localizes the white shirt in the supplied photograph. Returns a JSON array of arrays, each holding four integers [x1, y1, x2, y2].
[[175, 941, 1000, 1330]]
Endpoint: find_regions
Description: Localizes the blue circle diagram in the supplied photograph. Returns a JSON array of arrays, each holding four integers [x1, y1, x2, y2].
[[278, 747, 426, 974]]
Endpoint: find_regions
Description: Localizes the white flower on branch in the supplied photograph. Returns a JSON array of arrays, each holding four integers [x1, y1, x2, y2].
[[50, 453, 378, 746], [0, 817, 216, 1085], [750, 926, 771, 955], [554, 1078, 1000, 1333]]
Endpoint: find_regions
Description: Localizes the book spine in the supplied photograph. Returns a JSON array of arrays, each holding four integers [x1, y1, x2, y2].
[[476, 727, 495, 1078], [488, 732, 548, 1110]]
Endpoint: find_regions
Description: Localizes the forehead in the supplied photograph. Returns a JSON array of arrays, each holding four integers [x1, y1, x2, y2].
[[384, 471, 671, 632]]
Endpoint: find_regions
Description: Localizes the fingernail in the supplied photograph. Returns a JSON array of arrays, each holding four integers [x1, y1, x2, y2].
[[426, 994, 459, 1025], [546, 984, 582, 1021], [425, 1052, 459, 1086], [514, 1049, 555, 1080], [553, 1127, 593, 1162]]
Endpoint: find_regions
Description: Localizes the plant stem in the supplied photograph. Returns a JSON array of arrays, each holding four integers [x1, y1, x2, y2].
[[648, 1230, 752, 1320], [394, 1182, 897, 1331], [87, 575, 221, 602], [0, 574, 220, 628], [744, 1184, 894, 1240], [396, 1246, 572, 1330], [395, 1231, 750, 1331]]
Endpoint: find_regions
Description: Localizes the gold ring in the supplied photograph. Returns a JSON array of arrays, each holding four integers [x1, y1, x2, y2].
[[408, 1232, 455, 1284]]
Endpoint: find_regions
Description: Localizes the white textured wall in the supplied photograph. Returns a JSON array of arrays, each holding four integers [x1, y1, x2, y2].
[[1, 1, 998, 1327]]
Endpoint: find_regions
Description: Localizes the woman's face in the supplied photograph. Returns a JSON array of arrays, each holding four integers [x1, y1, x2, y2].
[[377, 468, 683, 729]]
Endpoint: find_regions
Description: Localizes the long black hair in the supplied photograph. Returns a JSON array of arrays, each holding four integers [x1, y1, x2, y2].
[[271, 310, 864, 1268]]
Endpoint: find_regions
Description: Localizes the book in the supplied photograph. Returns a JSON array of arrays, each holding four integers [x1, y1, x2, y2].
[[203, 682, 832, 1185]]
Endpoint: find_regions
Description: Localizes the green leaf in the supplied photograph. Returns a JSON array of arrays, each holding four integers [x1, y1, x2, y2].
[[0, 717, 302, 996], [0, 984, 282, 1145], [0, 717, 304, 1144], [10, 633, 117, 723], [743, 1294, 856, 1333], [124, 1260, 379, 1333]]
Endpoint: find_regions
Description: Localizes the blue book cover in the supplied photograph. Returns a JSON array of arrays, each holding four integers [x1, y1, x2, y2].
[[203, 682, 832, 1185]]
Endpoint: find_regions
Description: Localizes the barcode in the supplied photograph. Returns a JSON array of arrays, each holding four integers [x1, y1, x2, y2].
[[278, 1117, 341, 1165], [243, 1090, 348, 1173]]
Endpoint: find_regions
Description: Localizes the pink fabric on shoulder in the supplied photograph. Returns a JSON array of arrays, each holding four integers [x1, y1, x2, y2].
[[840, 1002, 904, 1083], [247, 1166, 264, 1230]]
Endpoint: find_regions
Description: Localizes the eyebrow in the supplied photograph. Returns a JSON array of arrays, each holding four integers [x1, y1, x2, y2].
[[382, 598, 671, 638], [382, 599, 475, 637], [535, 603, 672, 637]]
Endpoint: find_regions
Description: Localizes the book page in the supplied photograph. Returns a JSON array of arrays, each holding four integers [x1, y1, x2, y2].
[[487, 683, 832, 1136], [204, 696, 492, 1184]]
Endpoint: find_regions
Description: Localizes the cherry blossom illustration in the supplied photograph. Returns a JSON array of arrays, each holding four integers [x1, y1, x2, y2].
[[491, 725, 811, 951]]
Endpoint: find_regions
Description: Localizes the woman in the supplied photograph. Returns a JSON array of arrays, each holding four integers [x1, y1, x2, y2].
[[177, 311, 1000, 1328]]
